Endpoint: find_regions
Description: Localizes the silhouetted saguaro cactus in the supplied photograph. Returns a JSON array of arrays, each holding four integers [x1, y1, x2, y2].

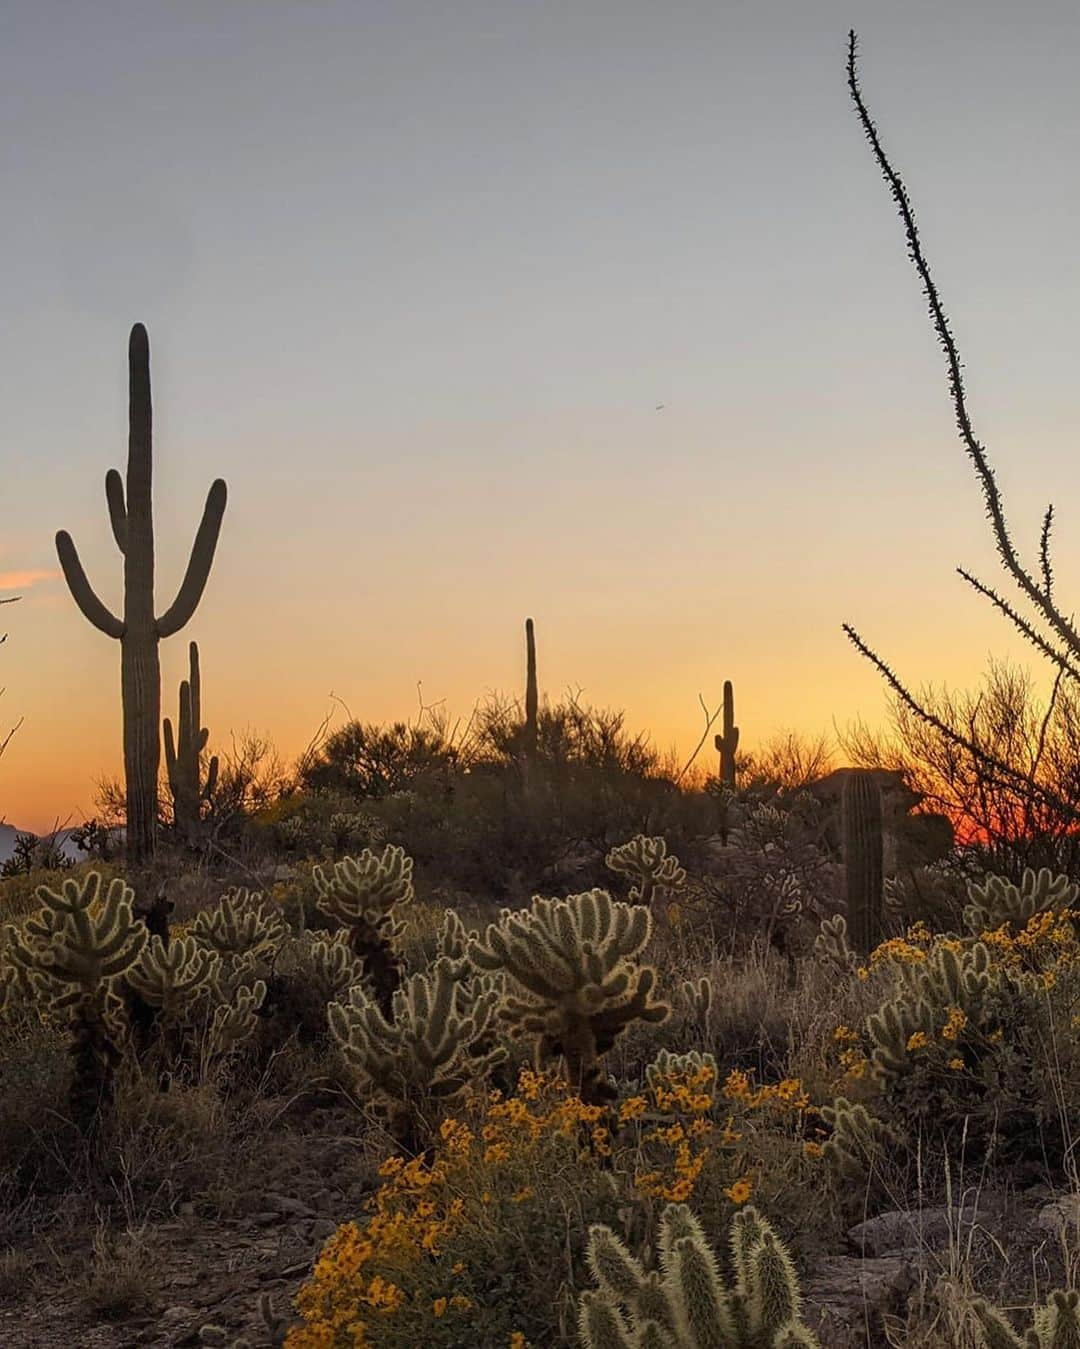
[[524, 617, 538, 758], [164, 641, 219, 842], [842, 770, 884, 955], [55, 324, 227, 863], [714, 679, 739, 787]]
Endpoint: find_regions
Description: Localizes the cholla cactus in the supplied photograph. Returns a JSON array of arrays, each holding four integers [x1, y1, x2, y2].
[[305, 932, 368, 1005], [644, 1047, 718, 1096], [677, 976, 713, 1035], [4, 871, 148, 1134], [579, 1202, 819, 1348], [813, 915, 859, 977], [867, 942, 994, 1086], [971, 1288, 1080, 1348], [313, 845, 414, 1015], [468, 888, 669, 1105], [820, 1097, 898, 1184], [328, 956, 506, 1144], [606, 836, 687, 908], [192, 888, 288, 960], [163, 641, 218, 843], [963, 867, 1078, 938], [126, 934, 217, 1013], [209, 979, 267, 1058]]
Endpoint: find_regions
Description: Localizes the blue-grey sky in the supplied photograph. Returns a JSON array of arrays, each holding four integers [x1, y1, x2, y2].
[[3, 1, 1079, 827]]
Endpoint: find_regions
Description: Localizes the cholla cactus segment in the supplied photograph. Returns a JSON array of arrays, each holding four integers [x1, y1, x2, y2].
[[963, 867, 1078, 938], [328, 956, 505, 1132], [820, 1098, 897, 1181], [126, 934, 218, 1012], [313, 845, 414, 930], [468, 889, 668, 1103], [305, 933, 368, 1005], [192, 888, 287, 960], [209, 978, 267, 1056], [580, 1203, 818, 1349], [972, 1289, 1080, 1349], [814, 915, 859, 978], [645, 1047, 718, 1096], [5, 871, 148, 1006], [678, 976, 713, 1031], [436, 908, 475, 978], [605, 835, 688, 908], [866, 942, 995, 1087], [313, 846, 414, 1015]]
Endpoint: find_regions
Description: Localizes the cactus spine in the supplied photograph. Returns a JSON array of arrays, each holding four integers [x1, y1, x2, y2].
[[55, 324, 227, 863], [841, 770, 884, 955], [714, 679, 739, 788], [164, 641, 219, 843]]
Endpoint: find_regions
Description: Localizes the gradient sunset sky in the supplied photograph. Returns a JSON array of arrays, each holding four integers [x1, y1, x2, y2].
[[3, 1, 1079, 833]]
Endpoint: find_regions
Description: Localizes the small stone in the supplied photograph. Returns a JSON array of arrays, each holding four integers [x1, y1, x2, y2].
[[1035, 1195, 1080, 1234], [310, 1218, 337, 1242]]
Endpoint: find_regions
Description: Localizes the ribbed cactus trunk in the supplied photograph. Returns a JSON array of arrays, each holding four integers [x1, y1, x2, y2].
[[55, 324, 227, 866], [842, 770, 885, 955], [121, 347, 160, 863]]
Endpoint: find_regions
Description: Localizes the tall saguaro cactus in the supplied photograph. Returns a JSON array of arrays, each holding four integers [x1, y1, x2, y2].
[[163, 641, 219, 842], [55, 324, 227, 863], [842, 770, 885, 955], [714, 679, 739, 788]]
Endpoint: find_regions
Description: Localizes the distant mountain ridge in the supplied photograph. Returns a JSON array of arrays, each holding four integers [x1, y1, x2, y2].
[[0, 822, 83, 866]]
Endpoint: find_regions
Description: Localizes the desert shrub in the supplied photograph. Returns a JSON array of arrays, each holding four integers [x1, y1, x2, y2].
[[301, 721, 455, 799], [285, 1061, 826, 1349]]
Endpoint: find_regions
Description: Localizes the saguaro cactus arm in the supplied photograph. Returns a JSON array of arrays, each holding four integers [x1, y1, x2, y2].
[[105, 469, 128, 552], [156, 479, 228, 638], [54, 532, 125, 637]]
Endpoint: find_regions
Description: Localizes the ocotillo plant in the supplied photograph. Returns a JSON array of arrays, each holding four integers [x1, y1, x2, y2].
[[55, 324, 227, 863], [714, 679, 739, 788], [842, 770, 884, 955], [164, 641, 219, 843]]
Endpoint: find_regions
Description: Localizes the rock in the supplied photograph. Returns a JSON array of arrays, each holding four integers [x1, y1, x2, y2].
[[847, 1203, 995, 1257], [803, 1255, 916, 1348], [310, 1218, 337, 1243], [1034, 1194, 1080, 1234], [263, 1194, 316, 1218], [253, 1211, 282, 1227]]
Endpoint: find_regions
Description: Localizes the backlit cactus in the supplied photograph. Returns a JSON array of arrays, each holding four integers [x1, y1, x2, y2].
[[578, 1202, 819, 1348], [813, 915, 859, 978], [605, 835, 687, 909], [820, 1097, 897, 1184], [4, 871, 148, 1134], [312, 845, 414, 1016], [328, 955, 506, 1144], [163, 641, 219, 843], [963, 866, 1078, 938], [55, 324, 227, 863], [524, 616, 539, 763], [468, 888, 668, 1105], [192, 887, 288, 961], [841, 770, 884, 955]]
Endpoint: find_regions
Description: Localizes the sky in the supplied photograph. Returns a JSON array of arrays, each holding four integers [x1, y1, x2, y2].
[[2, 1, 1079, 832]]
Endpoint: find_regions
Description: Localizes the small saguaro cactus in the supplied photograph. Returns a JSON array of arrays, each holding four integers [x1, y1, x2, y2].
[[714, 679, 740, 789], [841, 770, 885, 955], [55, 324, 227, 863], [468, 888, 669, 1105], [164, 641, 219, 843], [578, 1201, 820, 1348], [524, 615, 539, 762]]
